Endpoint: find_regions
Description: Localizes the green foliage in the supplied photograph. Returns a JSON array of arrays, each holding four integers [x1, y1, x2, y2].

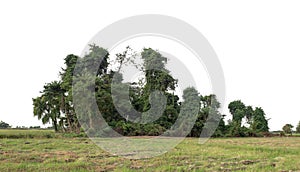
[[189, 94, 225, 137], [32, 81, 64, 132], [33, 45, 271, 137], [227, 121, 248, 137], [283, 124, 294, 135], [33, 54, 81, 133], [296, 121, 300, 133], [228, 100, 246, 125], [251, 107, 269, 133], [0, 121, 11, 129], [170, 87, 200, 137], [227, 100, 269, 137]]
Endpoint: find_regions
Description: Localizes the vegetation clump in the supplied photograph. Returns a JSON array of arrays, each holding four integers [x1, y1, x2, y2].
[[32, 45, 270, 137]]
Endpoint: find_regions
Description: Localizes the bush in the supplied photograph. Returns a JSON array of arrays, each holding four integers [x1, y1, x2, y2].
[[0, 121, 11, 129]]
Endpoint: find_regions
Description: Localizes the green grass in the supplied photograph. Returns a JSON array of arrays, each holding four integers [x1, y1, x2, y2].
[[0, 129, 86, 139], [0, 129, 56, 139], [1, 130, 300, 171]]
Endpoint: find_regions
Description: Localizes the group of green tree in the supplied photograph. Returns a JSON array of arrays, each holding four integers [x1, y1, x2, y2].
[[32, 45, 270, 137]]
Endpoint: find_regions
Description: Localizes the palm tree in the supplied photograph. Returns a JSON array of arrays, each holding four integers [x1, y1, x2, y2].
[[33, 81, 64, 132]]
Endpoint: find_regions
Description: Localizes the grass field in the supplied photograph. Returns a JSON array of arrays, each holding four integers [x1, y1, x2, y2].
[[1, 130, 300, 171]]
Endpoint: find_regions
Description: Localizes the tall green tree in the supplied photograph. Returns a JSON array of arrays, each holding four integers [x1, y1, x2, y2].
[[34, 54, 82, 133], [228, 100, 246, 136], [250, 107, 269, 133], [228, 100, 246, 125], [73, 45, 112, 136], [169, 87, 200, 137], [59, 54, 81, 133], [140, 48, 178, 129], [33, 81, 64, 132]]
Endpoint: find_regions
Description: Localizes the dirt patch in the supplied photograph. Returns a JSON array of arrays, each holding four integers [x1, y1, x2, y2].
[[240, 160, 259, 165], [220, 166, 247, 171], [41, 151, 79, 163], [220, 160, 260, 167], [95, 163, 119, 172]]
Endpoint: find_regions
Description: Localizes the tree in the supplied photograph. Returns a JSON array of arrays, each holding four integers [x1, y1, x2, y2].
[[244, 106, 254, 125], [59, 54, 81, 133], [296, 121, 300, 133], [0, 121, 11, 129], [169, 87, 200, 137], [33, 45, 110, 134], [139, 48, 179, 129], [228, 100, 246, 125], [250, 107, 269, 133], [34, 44, 274, 138], [228, 100, 246, 136], [189, 94, 224, 137], [33, 81, 64, 132], [282, 124, 294, 135], [227, 100, 269, 137], [73, 45, 112, 136]]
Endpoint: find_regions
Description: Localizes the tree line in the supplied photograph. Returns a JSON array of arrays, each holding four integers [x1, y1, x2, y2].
[[32, 45, 270, 137]]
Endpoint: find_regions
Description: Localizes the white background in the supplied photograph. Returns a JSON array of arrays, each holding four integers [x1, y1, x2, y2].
[[0, 0, 299, 131]]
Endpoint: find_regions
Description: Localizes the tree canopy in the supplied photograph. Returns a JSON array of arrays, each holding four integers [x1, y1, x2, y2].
[[33, 45, 270, 137]]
